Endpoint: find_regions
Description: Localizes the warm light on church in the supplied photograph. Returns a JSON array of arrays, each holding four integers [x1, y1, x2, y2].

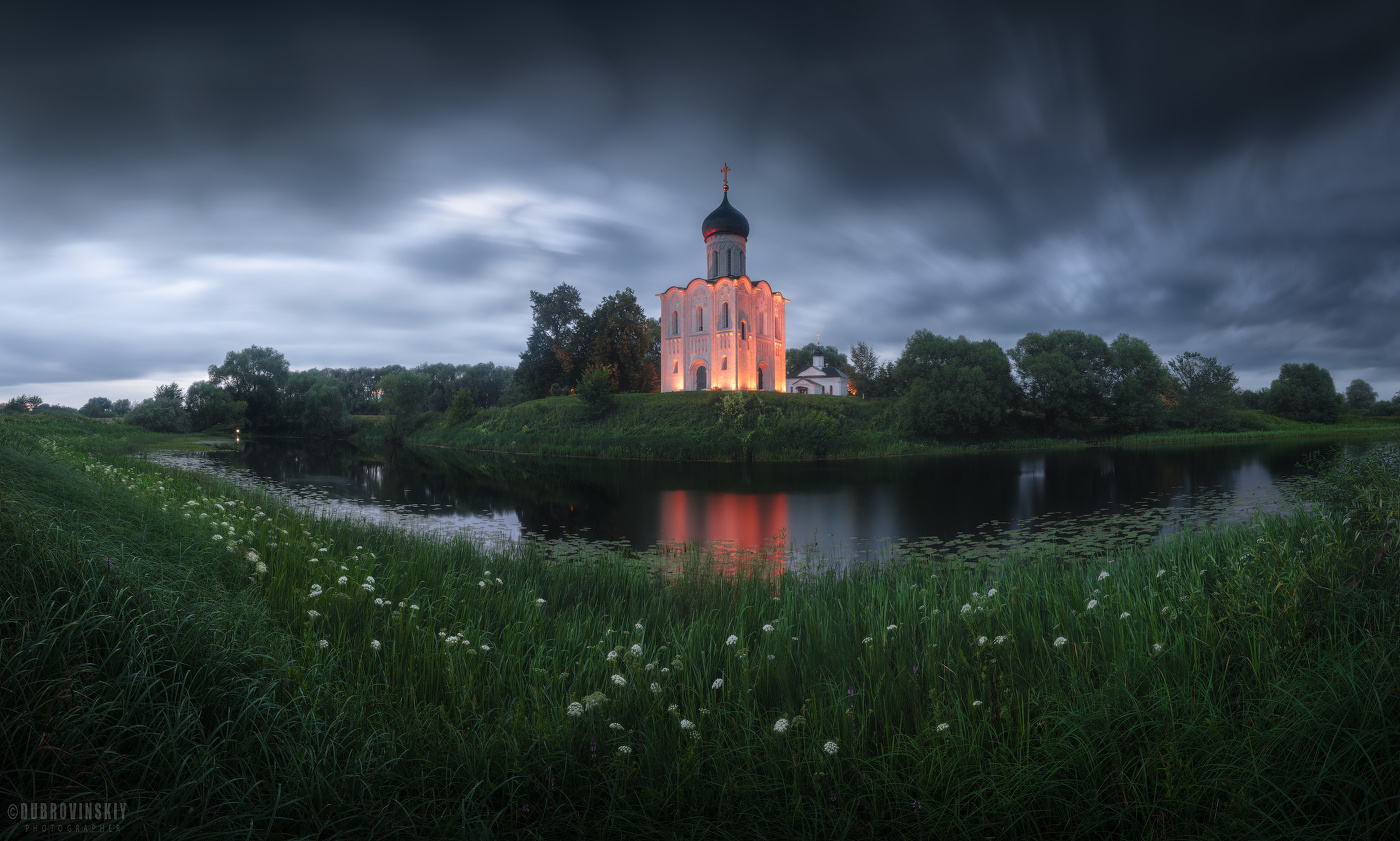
[[658, 166, 787, 393]]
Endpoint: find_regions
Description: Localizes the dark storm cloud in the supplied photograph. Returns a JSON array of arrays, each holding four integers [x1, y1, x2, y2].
[[3, 1, 1399, 402]]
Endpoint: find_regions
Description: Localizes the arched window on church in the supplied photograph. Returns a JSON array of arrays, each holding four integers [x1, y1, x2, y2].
[[710, 252, 718, 277], [757, 368, 764, 391], [739, 321, 747, 341], [722, 303, 730, 329], [671, 311, 678, 336], [696, 307, 704, 332], [673, 361, 679, 374], [726, 250, 732, 276], [760, 312, 765, 335], [721, 356, 728, 371]]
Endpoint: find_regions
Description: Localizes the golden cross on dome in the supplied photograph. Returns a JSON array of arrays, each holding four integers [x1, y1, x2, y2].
[[721, 163, 730, 192]]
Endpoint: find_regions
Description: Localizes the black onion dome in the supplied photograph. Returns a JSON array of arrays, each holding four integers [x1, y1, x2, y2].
[[702, 192, 750, 240]]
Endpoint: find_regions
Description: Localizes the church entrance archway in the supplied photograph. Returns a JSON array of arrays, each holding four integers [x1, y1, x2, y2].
[[695, 366, 708, 391], [757, 368, 764, 391]]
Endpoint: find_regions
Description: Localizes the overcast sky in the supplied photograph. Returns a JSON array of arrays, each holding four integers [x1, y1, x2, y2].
[[4, 1, 1398, 407]]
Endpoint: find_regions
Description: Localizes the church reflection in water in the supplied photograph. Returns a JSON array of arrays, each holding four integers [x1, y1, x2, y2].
[[654, 490, 789, 580]]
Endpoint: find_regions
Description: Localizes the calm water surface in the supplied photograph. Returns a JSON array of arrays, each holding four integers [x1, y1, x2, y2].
[[158, 436, 1375, 562]]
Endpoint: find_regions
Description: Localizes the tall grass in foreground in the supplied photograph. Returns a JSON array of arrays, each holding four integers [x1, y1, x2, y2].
[[2, 417, 1398, 839]]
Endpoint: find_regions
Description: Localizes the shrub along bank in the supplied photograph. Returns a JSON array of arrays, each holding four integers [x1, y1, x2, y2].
[[3, 415, 1398, 839]]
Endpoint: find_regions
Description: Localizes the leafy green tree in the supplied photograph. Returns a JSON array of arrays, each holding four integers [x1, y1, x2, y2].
[[1008, 330, 1112, 435], [579, 289, 654, 393], [891, 331, 1015, 437], [3, 395, 42, 413], [642, 318, 661, 393], [848, 341, 891, 398], [1345, 379, 1378, 412], [112, 398, 132, 416], [786, 343, 848, 376], [460, 362, 515, 408], [208, 346, 290, 429], [377, 371, 431, 440], [125, 383, 191, 433], [1105, 334, 1172, 432], [1267, 362, 1340, 423], [577, 363, 617, 418], [414, 363, 464, 413], [517, 284, 586, 400], [79, 396, 114, 418], [186, 380, 243, 430], [447, 387, 478, 425], [283, 372, 354, 438], [1166, 352, 1238, 429]]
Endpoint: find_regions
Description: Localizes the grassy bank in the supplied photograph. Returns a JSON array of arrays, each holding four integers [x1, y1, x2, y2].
[[3, 414, 1398, 839], [410, 391, 1400, 461]]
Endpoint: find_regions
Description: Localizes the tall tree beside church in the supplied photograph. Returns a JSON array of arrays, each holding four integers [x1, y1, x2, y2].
[[892, 331, 1015, 437], [848, 341, 890, 398], [579, 288, 654, 393], [208, 345, 291, 429], [517, 284, 586, 399], [1009, 329, 1112, 435]]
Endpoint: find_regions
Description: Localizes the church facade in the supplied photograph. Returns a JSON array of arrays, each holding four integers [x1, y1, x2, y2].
[[658, 175, 787, 392]]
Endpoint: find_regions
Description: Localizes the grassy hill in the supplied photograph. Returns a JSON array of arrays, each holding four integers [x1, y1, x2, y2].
[[409, 391, 1400, 461]]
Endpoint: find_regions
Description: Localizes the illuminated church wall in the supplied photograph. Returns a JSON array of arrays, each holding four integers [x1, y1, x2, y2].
[[658, 174, 787, 393]]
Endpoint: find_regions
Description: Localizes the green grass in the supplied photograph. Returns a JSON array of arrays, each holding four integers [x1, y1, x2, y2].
[[3, 413, 1399, 839]]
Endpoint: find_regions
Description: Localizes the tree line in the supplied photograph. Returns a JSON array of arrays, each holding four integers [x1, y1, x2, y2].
[[37, 347, 516, 439], [840, 328, 1394, 438]]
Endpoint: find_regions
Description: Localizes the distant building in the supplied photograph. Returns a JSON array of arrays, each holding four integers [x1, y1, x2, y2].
[[787, 349, 849, 396], [658, 167, 787, 392]]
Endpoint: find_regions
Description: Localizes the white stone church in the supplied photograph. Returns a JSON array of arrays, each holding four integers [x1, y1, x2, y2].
[[657, 174, 788, 392]]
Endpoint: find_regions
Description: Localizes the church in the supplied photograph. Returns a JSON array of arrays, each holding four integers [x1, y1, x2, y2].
[[658, 169, 787, 392]]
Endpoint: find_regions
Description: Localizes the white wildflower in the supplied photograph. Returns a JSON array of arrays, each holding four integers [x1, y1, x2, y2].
[[1086, 599, 1098, 611], [307, 610, 320, 619], [1098, 571, 1110, 581], [478, 581, 486, 588], [536, 598, 545, 605], [711, 678, 723, 689], [634, 622, 643, 632], [972, 700, 983, 707], [617, 745, 632, 755], [319, 639, 329, 649], [862, 636, 874, 644], [308, 584, 323, 598], [667, 704, 678, 713], [361, 583, 374, 592], [823, 741, 839, 756], [1157, 569, 1166, 578], [254, 561, 267, 575], [612, 674, 627, 687], [986, 588, 997, 598], [977, 636, 988, 646], [773, 718, 790, 733], [960, 604, 971, 615], [410, 604, 419, 611], [886, 624, 897, 631], [630, 644, 642, 656], [567, 702, 583, 717], [650, 682, 661, 693], [762, 624, 775, 632], [726, 635, 739, 646], [1152, 643, 1164, 654], [607, 650, 619, 661], [371, 639, 382, 652], [495, 577, 502, 585], [245, 550, 259, 563], [1053, 636, 1068, 648], [375, 598, 384, 606], [993, 635, 1008, 645], [936, 722, 949, 732], [480, 644, 490, 652], [365, 575, 375, 584], [212, 534, 223, 542], [680, 719, 695, 731], [1119, 611, 1131, 620], [338, 576, 348, 586], [609, 722, 623, 731]]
